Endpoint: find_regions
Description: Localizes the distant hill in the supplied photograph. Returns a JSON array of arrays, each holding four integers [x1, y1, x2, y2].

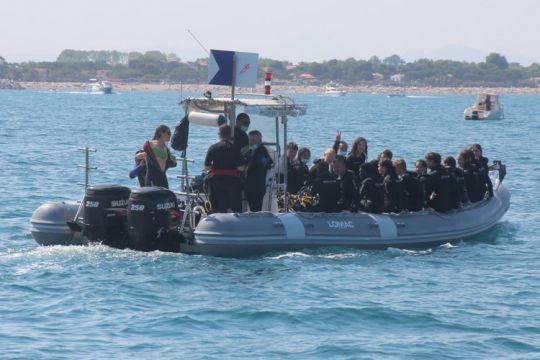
[[1, 50, 540, 87]]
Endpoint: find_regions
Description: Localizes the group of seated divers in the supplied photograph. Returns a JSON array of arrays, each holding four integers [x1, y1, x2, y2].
[[132, 115, 494, 215], [287, 133, 493, 213]]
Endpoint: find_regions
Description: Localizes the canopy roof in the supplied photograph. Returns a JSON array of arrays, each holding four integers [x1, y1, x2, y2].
[[181, 95, 307, 118]]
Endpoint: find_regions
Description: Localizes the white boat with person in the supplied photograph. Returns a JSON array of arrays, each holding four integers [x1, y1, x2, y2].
[[29, 49, 511, 257], [464, 93, 504, 120], [324, 82, 347, 96], [87, 79, 113, 94]]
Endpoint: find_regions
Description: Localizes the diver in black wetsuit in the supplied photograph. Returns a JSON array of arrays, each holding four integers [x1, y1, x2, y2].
[[378, 159, 405, 213], [358, 162, 384, 213], [424, 152, 459, 212], [394, 159, 424, 212], [459, 149, 480, 203], [204, 124, 245, 213], [308, 148, 336, 184], [345, 137, 368, 178], [311, 156, 358, 212], [244, 130, 273, 212], [444, 155, 469, 205], [414, 159, 429, 207], [288, 147, 311, 194], [134, 125, 177, 189], [234, 113, 250, 154], [470, 144, 493, 200]]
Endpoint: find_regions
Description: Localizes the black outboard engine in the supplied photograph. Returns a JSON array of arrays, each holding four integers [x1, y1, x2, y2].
[[83, 184, 131, 248], [127, 187, 182, 252]]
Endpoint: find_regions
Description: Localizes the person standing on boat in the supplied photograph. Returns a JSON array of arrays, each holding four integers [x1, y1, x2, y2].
[[134, 125, 177, 189], [244, 130, 273, 212], [288, 147, 311, 194], [205, 124, 245, 213], [424, 152, 459, 212], [234, 113, 251, 154]]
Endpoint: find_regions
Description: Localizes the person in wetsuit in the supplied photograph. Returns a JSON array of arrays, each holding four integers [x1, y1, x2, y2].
[[204, 124, 245, 213], [234, 113, 250, 154], [458, 148, 486, 203], [357, 162, 384, 213], [134, 124, 177, 189], [288, 147, 311, 194], [308, 148, 336, 184], [394, 159, 424, 211], [424, 152, 459, 212], [377, 149, 393, 162], [414, 159, 430, 206], [311, 155, 358, 212], [346, 137, 368, 176], [469, 143, 493, 200], [244, 130, 274, 212], [444, 155, 469, 205], [378, 159, 405, 213]]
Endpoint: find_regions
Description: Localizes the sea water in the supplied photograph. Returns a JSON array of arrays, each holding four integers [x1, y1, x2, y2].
[[0, 90, 538, 359]]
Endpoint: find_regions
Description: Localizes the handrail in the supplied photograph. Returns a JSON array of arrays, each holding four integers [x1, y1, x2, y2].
[[77, 147, 97, 189]]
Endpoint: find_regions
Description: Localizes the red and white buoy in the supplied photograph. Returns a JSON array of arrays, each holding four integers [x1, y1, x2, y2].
[[264, 72, 272, 95]]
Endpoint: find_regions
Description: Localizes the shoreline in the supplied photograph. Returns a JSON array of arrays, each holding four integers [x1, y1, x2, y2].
[[19, 81, 540, 95]]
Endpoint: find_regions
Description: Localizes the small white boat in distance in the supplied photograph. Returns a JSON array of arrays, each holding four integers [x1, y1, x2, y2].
[[88, 79, 113, 94], [464, 93, 503, 120], [324, 82, 347, 96]]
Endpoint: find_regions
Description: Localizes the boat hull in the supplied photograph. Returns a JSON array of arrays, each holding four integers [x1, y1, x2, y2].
[[29, 182, 510, 257], [464, 108, 504, 120], [191, 184, 510, 257], [324, 91, 346, 97]]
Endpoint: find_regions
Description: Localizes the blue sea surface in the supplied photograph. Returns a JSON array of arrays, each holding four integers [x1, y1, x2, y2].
[[0, 90, 539, 359]]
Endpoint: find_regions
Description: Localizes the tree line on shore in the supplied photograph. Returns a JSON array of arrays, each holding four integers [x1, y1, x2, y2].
[[1, 50, 540, 87]]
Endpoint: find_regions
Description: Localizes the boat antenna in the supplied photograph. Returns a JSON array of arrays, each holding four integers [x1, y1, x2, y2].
[[187, 29, 210, 56]]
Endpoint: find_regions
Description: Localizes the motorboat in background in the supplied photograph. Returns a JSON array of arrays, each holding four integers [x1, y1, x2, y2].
[[87, 79, 113, 94], [324, 82, 347, 96], [464, 93, 503, 120]]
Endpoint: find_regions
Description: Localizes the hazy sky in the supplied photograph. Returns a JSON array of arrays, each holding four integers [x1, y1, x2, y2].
[[2, 0, 539, 64]]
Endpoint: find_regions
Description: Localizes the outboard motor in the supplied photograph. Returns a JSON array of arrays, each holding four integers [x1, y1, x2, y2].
[[127, 187, 182, 252], [83, 184, 131, 248]]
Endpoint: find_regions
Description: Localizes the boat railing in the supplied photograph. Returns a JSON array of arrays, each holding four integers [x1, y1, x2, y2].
[[77, 147, 97, 189]]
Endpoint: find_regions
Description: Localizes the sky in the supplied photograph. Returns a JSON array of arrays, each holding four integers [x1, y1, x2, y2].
[[2, 0, 540, 64]]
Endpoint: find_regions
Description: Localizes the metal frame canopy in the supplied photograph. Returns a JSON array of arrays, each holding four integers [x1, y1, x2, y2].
[[180, 94, 307, 212], [181, 95, 307, 119]]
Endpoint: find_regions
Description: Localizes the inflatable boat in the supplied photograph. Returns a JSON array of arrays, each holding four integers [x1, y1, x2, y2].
[[30, 95, 511, 257]]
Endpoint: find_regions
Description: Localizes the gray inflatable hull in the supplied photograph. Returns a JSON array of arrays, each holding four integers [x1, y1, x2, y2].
[[29, 184, 510, 257], [192, 184, 510, 257], [30, 201, 86, 246]]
